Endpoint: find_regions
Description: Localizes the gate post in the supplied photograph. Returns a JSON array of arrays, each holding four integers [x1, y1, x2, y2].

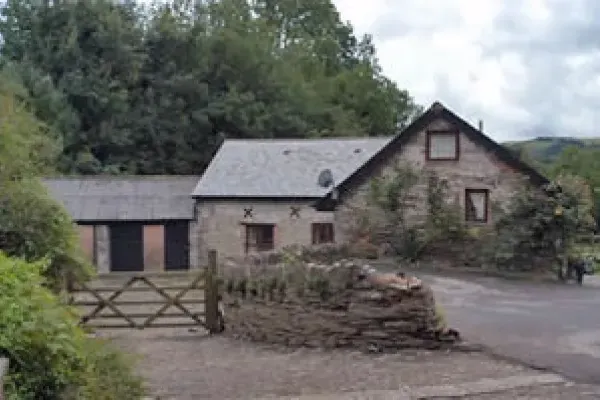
[[204, 249, 220, 334]]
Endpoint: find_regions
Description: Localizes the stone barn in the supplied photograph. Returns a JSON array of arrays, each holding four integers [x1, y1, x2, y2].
[[43, 101, 549, 270], [192, 102, 548, 262], [190, 138, 391, 264], [43, 176, 201, 273]]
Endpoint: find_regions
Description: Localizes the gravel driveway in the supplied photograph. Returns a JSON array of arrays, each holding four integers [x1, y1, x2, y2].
[[101, 328, 598, 399]]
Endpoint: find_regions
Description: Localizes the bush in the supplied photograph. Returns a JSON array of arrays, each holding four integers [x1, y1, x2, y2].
[[0, 69, 91, 291], [353, 163, 464, 261], [0, 252, 145, 400], [0, 178, 93, 290], [482, 177, 596, 271]]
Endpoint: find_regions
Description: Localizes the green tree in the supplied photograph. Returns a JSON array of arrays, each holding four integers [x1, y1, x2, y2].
[[0, 67, 90, 288], [550, 145, 600, 225], [0, 0, 422, 175], [1, 0, 146, 173]]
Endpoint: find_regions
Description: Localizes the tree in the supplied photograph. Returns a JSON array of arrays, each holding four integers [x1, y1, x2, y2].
[[0, 67, 90, 288], [550, 145, 600, 226], [0, 0, 422, 175], [1, 0, 146, 174]]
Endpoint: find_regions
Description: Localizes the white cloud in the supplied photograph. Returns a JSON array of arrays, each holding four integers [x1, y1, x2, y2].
[[334, 0, 600, 141]]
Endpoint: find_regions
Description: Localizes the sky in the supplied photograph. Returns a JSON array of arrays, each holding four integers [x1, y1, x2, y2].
[[333, 0, 600, 141]]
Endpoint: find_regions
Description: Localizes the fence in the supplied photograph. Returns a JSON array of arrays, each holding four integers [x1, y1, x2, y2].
[[68, 249, 222, 333]]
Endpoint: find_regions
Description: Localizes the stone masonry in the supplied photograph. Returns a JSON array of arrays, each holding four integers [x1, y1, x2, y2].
[[335, 118, 529, 242], [194, 200, 335, 265], [222, 260, 460, 351]]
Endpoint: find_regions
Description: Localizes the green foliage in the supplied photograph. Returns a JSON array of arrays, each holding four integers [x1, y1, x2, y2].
[[507, 139, 600, 228], [0, 74, 57, 179], [0, 0, 421, 175], [549, 145, 600, 224], [367, 163, 423, 260], [0, 253, 145, 400], [0, 179, 92, 289], [424, 173, 466, 242], [359, 163, 592, 273], [483, 177, 595, 271], [369, 163, 419, 214], [0, 68, 91, 289], [362, 164, 464, 261]]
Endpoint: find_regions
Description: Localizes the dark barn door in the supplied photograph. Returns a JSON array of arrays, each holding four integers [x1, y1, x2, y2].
[[109, 223, 144, 272], [165, 221, 190, 270]]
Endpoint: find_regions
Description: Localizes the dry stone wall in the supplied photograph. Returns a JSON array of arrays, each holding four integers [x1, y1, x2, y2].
[[221, 259, 460, 352]]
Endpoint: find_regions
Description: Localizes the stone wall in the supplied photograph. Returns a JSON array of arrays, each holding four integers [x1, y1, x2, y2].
[[194, 199, 335, 265], [335, 117, 530, 243], [221, 260, 460, 352]]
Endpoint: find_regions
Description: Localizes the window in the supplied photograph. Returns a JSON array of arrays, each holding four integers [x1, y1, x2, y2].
[[426, 130, 459, 160], [465, 189, 489, 222], [244, 223, 275, 253], [312, 223, 335, 244]]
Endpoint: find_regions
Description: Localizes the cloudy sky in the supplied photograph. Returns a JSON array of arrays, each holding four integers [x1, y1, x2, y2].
[[334, 0, 600, 141]]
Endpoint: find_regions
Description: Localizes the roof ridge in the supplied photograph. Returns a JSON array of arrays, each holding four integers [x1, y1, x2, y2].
[[223, 137, 392, 143], [43, 175, 201, 180]]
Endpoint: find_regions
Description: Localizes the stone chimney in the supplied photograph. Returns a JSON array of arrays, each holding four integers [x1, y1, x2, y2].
[[478, 119, 484, 132]]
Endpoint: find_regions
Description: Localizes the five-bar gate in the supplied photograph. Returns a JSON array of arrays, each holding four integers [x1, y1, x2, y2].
[[68, 250, 222, 333]]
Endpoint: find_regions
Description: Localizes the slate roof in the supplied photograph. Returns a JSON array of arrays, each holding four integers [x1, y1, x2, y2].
[[43, 176, 201, 222], [192, 137, 392, 198]]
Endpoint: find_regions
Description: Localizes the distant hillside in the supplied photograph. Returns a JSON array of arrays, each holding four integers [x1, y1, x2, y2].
[[503, 137, 600, 165]]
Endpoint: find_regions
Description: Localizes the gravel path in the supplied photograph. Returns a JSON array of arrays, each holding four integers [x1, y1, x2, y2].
[[98, 328, 598, 399]]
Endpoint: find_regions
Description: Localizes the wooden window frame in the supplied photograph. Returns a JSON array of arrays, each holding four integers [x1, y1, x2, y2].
[[464, 188, 490, 223], [244, 223, 275, 253], [311, 222, 335, 245], [426, 129, 460, 161]]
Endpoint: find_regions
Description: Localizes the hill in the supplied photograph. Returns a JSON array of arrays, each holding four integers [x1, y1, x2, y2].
[[503, 137, 600, 165]]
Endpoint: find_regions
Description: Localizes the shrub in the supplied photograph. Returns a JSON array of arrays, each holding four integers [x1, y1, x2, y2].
[[0, 252, 145, 400], [353, 163, 465, 261], [0, 178, 93, 290], [482, 177, 596, 271], [0, 69, 91, 290]]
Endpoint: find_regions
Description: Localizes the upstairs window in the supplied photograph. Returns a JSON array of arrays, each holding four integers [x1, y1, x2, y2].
[[312, 223, 335, 244], [465, 189, 489, 223], [426, 129, 459, 160]]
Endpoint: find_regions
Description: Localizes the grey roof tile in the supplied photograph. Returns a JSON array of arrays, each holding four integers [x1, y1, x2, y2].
[[192, 137, 392, 197], [42, 176, 200, 222]]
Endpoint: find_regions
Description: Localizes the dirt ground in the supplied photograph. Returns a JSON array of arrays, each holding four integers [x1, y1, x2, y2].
[[98, 328, 600, 400], [80, 273, 600, 399]]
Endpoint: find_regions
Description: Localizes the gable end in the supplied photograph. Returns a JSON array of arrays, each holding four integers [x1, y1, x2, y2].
[[316, 102, 549, 210]]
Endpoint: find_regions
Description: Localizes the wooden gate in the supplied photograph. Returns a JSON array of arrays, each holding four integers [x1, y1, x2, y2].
[[68, 250, 222, 333]]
